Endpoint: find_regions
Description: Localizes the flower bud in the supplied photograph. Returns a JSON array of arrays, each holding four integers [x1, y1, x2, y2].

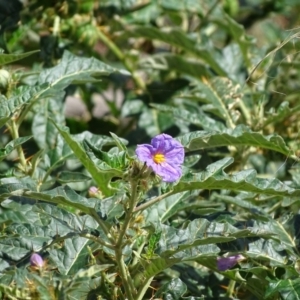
[[0, 69, 11, 93], [88, 186, 103, 199], [30, 253, 44, 268], [217, 254, 245, 271]]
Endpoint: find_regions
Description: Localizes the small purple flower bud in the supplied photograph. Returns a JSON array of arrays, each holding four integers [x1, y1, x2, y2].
[[30, 253, 44, 268], [88, 186, 103, 199], [217, 254, 245, 271], [88, 186, 99, 197]]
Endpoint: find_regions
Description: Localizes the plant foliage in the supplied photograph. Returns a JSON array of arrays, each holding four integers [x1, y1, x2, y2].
[[0, 0, 300, 299]]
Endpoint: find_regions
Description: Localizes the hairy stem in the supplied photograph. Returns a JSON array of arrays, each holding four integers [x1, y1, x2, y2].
[[9, 117, 27, 170], [135, 276, 154, 300], [116, 180, 138, 247], [113, 180, 140, 298], [97, 29, 146, 93], [226, 280, 236, 297], [80, 233, 114, 250], [89, 209, 114, 244], [134, 190, 173, 213], [115, 247, 135, 300]]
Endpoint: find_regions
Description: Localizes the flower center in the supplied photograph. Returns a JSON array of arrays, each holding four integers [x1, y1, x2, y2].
[[153, 153, 165, 164]]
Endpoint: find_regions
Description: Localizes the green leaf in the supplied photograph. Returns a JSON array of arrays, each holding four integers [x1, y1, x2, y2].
[[214, 194, 264, 212], [155, 278, 187, 300], [110, 132, 128, 152], [52, 122, 119, 196], [83, 139, 127, 171], [0, 202, 98, 263], [29, 274, 54, 300], [65, 265, 112, 299], [264, 101, 300, 129], [247, 237, 290, 266], [38, 50, 117, 89], [32, 92, 65, 149], [0, 136, 32, 161], [265, 278, 300, 299], [159, 0, 207, 14], [48, 237, 90, 275], [0, 51, 118, 121], [151, 103, 226, 131], [173, 157, 300, 197], [0, 115, 10, 128], [98, 193, 126, 221], [0, 177, 37, 201], [0, 50, 39, 66], [0, 200, 47, 226], [56, 171, 91, 184], [144, 191, 199, 223], [141, 54, 212, 78], [0, 284, 30, 299], [179, 124, 291, 156], [4, 223, 52, 251], [187, 77, 241, 127], [215, 13, 255, 68], [115, 0, 158, 21], [0, 84, 49, 119], [127, 26, 226, 76], [33, 203, 98, 232], [134, 256, 181, 288], [251, 219, 297, 256], [138, 107, 174, 136], [156, 217, 267, 259], [43, 135, 74, 172], [23, 186, 98, 214]]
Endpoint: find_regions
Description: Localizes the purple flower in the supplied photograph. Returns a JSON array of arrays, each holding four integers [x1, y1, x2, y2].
[[217, 254, 245, 271], [135, 134, 184, 182], [30, 253, 44, 268]]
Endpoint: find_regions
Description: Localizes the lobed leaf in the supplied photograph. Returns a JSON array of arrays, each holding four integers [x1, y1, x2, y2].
[[32, 92, 65, 149], [151, 103, 226, 131], [141, 54, 213, 79], [179, 124, 291, 156], [23, 186, 98, 215], [173, 157, 300, 197], [144, 191, 200, 224], [0, 84, 49, 120], [0, 51, 118, 123], [38, 50, 117, 89], [0, 50, 39, 66], [0, 136, 32, 161], [127, 26, 226, 76], [265, 278, 300, 299], [48, 237, 90, 275], [52, 122, 120, 196], [56, 171, 91, 184], [187, 77, 241, 127]]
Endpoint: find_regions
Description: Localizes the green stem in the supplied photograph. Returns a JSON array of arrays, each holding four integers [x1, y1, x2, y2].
[[89, 209, 114, 244], [113, 180, 140, 298], [9, 118, 27, 170], [116, 180, 138, 247], [133, 190, 173, 213], [239, 99, 252, 125], [97, 29, 146, 92], [194, 0, 221, 31], [135, 276, 154, 300], [17, 88, 49, 127], [226, 280, 236, 297], [115, 247, 135, 300], [131, 241, 145, 267], [53, 16, 60, 36], [80, 232, 114, 250]]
